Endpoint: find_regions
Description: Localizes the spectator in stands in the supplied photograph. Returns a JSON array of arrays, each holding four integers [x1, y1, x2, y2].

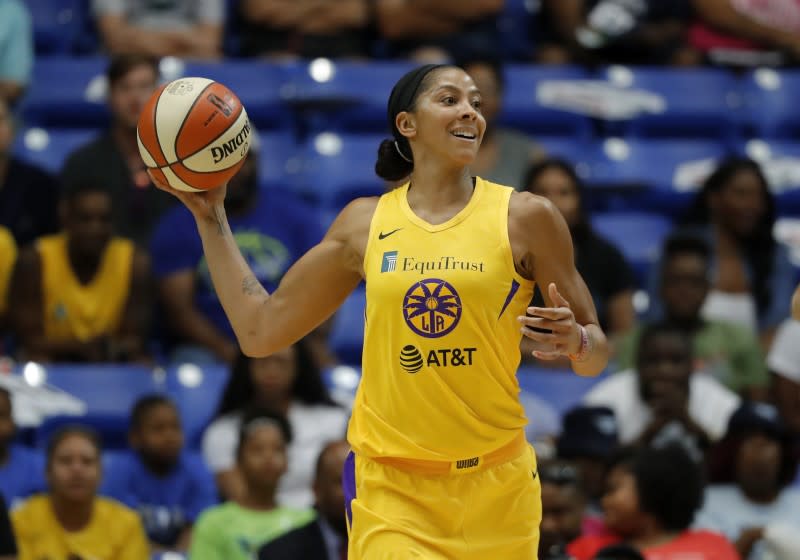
[[239, 0, 371, 59], [584, 323, 741, 449], [375, 0, 505, 61], [150, 147, 322, 365], [697, 402, 800, 560], [0, 0, 32, 106], [8, 184, 151, 363], [568, 443, 739, 560], [616, 235, 768, 400], [0, 96, 60, 246], [460, 58, 543, 189], [539, 460, 589, 560], [0, 495, 15, 560], [61, 54, 173, 246], [536, 0, 696, 65], [768, 319, 800, 435], [93, 0, 223, 60], [524, 158, 636, 354], [258, 440, 350, 560], [556, 406, 619, 534], [12, 426, 149, 559], [0, 387, 44, 507], [101, 395, 216, 553], [202, 342, 348, 507], [0, 227, 14, 342], [191, 410, 315, 560], [689, 0, 800, 66], [660, 157, 793, 347]]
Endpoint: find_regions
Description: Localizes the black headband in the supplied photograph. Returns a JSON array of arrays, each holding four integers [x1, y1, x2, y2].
[[387, 64, 447, 145]]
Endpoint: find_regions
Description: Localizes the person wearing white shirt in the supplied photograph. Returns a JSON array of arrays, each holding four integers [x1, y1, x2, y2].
[[768, 319, 800, 435], [584, 322, 740, 447]]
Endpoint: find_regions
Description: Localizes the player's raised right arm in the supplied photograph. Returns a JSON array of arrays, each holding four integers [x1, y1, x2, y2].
[[149, 171, 372, 357]]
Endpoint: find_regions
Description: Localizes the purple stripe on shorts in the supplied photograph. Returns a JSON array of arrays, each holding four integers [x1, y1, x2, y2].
[[343, 451, 356, 528]]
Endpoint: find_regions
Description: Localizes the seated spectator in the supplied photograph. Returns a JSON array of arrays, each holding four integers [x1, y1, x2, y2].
[[616, 235, 768, 400], [650, 158, 793, 347], [0, 0, 32, 106], [0, 97, 60, 246], [92, 0, 223, 59], [202, 342, 348, 507], [460, 58, 543, 189], [375, 0, 505, 61], [525, 158, 636, 348], [556, 406, 620, 535], [568, 443, 739, 560], [101, 395, 216, 552], [12, 426, 149, 559], [0, 387, 44, 507], [767, 319, 800, 435], [0, 495, 16, 560], [537, 0, 696, 66], [191, 411, 315, 560], [689, 0, 800, 66], [697, 402, 800, 560], [0, 227, 15, 341], [239, 0, 371, 59], [61, 55, 174, 246], [9, 184, 151, 363], [585, 323, 741, 449], [539, 460, 589, 560], [258, 440, 350, 560], [151, 147, 321, 365]]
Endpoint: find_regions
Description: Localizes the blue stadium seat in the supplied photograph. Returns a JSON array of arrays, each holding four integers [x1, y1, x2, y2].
[[176, 61, 295, 132], [297, 132, 386, 210], [500, 65, 594, 139], [289, 60, 416, 134], [164, 364, 229, 450], [20, 57, 110, 128], [28, 0, 90, 54], [253, 131, 302, 190], [496, 0, 539, 60], [583, 138, 727, 216], [598, 66, 742, 142], [517, 366, 607, 415], [11, 128, 96, 174], [35, 413, 131, 450], [742, 69, 800, 139], [330, 287, 366, 365], [591, 211, 673, 286]]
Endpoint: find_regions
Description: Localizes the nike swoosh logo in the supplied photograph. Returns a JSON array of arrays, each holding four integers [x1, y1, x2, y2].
[[378, 228, 403, 240]]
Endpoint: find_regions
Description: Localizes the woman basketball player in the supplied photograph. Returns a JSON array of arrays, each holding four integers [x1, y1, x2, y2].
[[150, 64, 608, 559]]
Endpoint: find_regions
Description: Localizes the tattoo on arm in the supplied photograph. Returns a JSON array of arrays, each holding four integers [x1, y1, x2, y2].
[[213, 206, 227, 237], [242, 275, 267, 298]]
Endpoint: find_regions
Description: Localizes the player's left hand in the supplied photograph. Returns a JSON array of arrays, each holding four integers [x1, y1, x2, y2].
[[518, 282, 581, 360]]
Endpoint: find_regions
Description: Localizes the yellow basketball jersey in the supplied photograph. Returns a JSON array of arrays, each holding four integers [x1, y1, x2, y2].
[[0, 227, 17, 315], [37, 233, 134, 342], [349, 178, 535, 462]]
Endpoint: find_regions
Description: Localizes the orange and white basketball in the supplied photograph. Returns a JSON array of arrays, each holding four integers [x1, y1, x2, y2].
[[137, 77, 251, 192]]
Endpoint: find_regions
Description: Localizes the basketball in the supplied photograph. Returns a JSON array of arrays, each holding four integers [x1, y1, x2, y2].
[[137, 77, 251, 192]]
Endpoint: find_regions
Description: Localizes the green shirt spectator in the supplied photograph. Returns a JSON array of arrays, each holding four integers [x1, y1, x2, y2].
[[615, 320, 767, 394], [0, 0, 33, 105], [190, 503, 314, 560]]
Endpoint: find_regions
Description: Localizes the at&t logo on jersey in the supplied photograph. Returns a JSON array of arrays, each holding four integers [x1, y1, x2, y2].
[[399, 344, 477, 373], [402, 278, 462, 338]]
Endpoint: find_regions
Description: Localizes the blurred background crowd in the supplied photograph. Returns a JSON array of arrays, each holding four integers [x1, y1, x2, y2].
[[1, 0, 800, 559]]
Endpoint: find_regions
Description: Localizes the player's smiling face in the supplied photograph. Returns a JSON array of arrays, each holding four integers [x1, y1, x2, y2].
[[400, 68, 486, 166]]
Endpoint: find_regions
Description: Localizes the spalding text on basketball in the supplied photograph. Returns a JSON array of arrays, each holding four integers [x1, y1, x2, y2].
[[210, 121, 251, 164]]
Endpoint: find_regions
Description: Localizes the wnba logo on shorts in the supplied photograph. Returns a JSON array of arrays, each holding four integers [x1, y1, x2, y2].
[[402, 278, 462, 338], [456, 457, 479, 470]]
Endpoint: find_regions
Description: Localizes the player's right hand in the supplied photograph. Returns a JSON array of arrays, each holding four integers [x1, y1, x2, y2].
[[147, 169, 228, 222]]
